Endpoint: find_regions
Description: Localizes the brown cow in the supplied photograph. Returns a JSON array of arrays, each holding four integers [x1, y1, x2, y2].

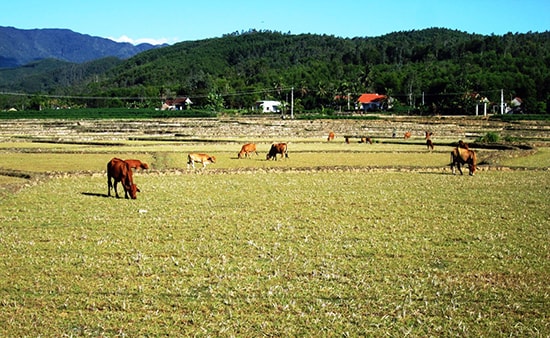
[[426, 139, 434, 150], [237, 143, 258, 159], [107, 158, 140, 199], [266, 143, 288, 160], [404, 131, 412, 139], [450, 147, 477, 176], [327, 132, 335, 142], [425, 131, 434, 150], [187, 153, 216, 169], [124, 159, 149, 170]]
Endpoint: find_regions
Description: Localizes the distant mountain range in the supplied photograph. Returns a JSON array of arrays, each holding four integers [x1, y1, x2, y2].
[[0, 26, 165, 68]]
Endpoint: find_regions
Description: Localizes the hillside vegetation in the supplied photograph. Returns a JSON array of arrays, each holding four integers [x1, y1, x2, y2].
[[2, 28, 550, 114]]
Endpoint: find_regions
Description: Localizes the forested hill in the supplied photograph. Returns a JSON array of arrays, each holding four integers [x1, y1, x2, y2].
[[90, 28, 549, 113], [4, 28, 550, 114]]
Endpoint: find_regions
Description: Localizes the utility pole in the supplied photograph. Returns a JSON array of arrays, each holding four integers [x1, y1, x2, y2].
[[291, 87, 294, 119], [500, 89, 504, 114]]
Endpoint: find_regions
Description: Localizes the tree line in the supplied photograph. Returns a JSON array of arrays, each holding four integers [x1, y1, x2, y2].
[[2, 28, 549, 114]]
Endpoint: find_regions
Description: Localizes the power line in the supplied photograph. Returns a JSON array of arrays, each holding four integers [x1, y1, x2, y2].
[[1, 87, 507, 102], [0, 87, 290, 101]]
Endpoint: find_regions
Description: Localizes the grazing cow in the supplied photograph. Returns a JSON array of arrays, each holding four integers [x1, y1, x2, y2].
[[124, 159, 149, 170], [425, 131, 434, 150], [107, 158, 140, 199], [450, 147, 477, 176], [327, 131, 335, 142], [359, 137, 373, 144], [404, 131, 412, 139], [426, 139, 434, 150], [237, 143, 258, 159], [187, 153, 216, 169], [345, 137, 350, 144], [266, 143, 288, 160]]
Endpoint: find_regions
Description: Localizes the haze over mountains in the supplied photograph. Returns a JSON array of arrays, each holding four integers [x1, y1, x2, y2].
[[0, 26, 165, 68]]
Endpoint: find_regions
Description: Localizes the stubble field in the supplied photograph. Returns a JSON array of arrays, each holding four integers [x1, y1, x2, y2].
[[0, 116, 548, 336]]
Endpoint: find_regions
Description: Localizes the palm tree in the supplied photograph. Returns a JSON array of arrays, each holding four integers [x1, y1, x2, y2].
[[298, 81, 308, 98]]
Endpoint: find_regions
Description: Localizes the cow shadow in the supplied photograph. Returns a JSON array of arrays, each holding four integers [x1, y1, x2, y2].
[[81, 192, 110, 198]]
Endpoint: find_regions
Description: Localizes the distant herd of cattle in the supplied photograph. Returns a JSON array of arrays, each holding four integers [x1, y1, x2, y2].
[[107, 133, 477, 199]]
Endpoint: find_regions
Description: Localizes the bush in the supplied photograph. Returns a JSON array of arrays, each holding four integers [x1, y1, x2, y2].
[[478, 131, 500, 143]]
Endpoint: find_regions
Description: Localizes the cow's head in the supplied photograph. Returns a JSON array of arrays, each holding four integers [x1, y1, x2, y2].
[[209, 156, 216, 163], [128, 184, 140, 199], [140, 163, 149, 169], [467, 150, 477, 176]]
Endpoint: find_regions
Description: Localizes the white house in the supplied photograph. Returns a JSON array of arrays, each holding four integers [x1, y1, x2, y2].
[[256, 100, 282, 113], [161, 97, 192, 110]]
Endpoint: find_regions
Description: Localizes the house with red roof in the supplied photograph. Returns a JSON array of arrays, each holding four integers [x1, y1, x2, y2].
[[357, 93, 387, 112]]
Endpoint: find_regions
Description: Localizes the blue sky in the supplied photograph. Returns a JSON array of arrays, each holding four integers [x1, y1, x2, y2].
[[2, 0, 549, 45]]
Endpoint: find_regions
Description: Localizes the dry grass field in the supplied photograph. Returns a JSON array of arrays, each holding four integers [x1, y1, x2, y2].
[[0, 116, 548, 336]]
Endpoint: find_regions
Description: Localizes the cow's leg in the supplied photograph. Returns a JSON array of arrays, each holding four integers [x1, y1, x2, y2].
[[122, 181, 129, 199], [107, 176, 112, 196], [457, 163, 463, 175], [113, 181, 121, 198]]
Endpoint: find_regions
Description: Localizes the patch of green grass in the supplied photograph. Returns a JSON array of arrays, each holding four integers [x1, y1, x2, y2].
[[0, 108, 217, 119], [0, 153, 155, 172], [0, 171, 548, 336], [0, 140, 454, 173], [499, 147, 550, 168], [491, 114, 550, 122]]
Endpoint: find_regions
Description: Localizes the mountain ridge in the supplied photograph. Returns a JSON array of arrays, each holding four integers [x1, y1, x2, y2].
[[0, 26, 165, 68]]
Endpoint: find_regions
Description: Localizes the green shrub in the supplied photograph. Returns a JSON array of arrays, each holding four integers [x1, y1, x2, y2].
[[478, 131, 500, 143]]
